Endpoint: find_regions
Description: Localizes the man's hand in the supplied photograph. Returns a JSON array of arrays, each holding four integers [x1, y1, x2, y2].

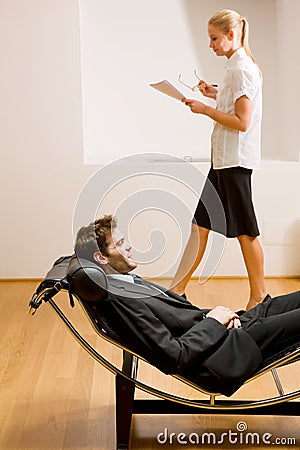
[[206, 306, 241, 329], [226, 317, 242, 330]]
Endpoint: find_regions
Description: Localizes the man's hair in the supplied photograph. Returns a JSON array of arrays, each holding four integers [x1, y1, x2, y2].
[[74, 215, 117, 261]]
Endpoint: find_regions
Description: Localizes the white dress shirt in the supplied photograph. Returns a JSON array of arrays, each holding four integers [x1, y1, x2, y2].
[[107, 273, 135, 283], [107, 273, 169, 296], [211, 47, 262, 170]]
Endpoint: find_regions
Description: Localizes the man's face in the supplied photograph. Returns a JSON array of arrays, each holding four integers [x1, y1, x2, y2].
[[100, 227, 138, 274]]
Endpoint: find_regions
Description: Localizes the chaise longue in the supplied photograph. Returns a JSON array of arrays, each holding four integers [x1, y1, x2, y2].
[[29, 255, 300, 449]]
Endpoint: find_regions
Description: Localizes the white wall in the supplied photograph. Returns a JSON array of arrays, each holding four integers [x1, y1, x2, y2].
[[275, 0, 300, 161], [79, 0, 214, 164], [0, 1, 299, 279], [0, 0, 94, 278]]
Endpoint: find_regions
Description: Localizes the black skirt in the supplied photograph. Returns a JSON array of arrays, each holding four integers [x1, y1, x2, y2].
[[192, 167, 260, 238]]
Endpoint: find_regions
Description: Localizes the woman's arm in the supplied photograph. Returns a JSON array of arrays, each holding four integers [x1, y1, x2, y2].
[[184, 95, 252, 132]]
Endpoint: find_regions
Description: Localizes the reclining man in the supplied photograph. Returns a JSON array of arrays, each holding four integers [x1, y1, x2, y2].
[[74, 215, 300, 396]]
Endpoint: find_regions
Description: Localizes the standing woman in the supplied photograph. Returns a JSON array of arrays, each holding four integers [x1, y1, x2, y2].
[[170, 9, 266, 310]]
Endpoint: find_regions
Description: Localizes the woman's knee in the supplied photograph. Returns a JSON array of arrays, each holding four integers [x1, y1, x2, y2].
[[191, 223, 210, 238], [237, 234, 256, 245]]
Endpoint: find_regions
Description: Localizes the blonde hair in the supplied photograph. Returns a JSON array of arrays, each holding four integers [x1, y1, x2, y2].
[[208, 9, 260, 71]]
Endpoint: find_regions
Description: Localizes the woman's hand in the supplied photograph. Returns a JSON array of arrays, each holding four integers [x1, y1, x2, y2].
[[198, 80, 218, 99], [182, 98, 207, 114]]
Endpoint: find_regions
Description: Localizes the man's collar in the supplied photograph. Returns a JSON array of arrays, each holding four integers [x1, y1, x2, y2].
[[106, 273, 135, 283]]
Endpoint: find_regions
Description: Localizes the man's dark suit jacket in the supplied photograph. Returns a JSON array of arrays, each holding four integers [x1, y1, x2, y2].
[[101, 275, 262, 396]]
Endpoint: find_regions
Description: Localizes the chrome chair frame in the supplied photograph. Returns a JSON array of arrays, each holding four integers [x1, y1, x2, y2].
[[29, 256, 300, 450]]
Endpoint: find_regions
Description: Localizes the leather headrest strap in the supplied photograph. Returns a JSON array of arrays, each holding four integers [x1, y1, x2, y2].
[[67, 255, 108, 303]]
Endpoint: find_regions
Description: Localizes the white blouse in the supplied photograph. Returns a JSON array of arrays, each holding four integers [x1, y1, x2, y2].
[[211, 47, 262, 170]]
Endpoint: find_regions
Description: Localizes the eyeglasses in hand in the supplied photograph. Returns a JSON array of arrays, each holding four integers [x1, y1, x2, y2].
[[178, 69, 218, 91]]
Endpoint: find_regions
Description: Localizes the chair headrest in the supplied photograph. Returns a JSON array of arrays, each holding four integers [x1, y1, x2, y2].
[[44, 255, 72, 283], [67, 255, 108, 303]]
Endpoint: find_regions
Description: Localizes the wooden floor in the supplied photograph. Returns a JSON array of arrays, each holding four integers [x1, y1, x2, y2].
[[1, 277, 300, 450]]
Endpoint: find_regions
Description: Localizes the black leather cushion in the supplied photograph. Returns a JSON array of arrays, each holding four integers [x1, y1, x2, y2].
[[67, 255, 107, 303], [35, 255, 72, 294], [44, 255, 72, 281]]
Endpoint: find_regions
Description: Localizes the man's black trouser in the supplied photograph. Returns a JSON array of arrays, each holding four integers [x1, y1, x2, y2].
[[240, 291, 300, 355]]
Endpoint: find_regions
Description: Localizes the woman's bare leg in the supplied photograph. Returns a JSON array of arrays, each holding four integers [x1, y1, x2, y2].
[[169, 224, 210, 295], [237, 235, 267, 310]]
